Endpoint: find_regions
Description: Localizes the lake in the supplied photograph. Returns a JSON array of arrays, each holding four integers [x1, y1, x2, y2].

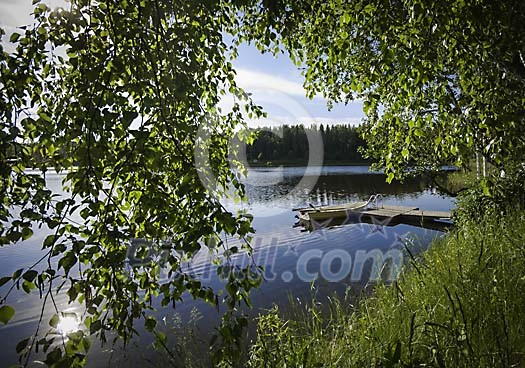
[[0, 166, 454, 366]]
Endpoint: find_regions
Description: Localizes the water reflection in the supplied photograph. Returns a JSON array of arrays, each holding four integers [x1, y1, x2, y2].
[[153, 167, 454, 355], [241, 167, 444, 211], [0, 166, 455, 366], [57, 313, 80, 337]]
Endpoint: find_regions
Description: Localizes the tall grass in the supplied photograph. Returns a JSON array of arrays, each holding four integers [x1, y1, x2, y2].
[[246, 212, 525, 367]]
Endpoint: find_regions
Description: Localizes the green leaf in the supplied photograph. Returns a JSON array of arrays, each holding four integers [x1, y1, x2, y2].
[[341, 12, 351, 25], [0, 305, 15, 324], [21, 227, 33, 241], [481, 178, 491, 197], [144, 317, 157, 332], [7, 231, 21, 242], [44, 348, 62, 365], [43, 235, 56, 248], [12, 268, 23, 279], [0, 276, 11, 287], [22, 270, 38, 282], [82, 336, 91, 351], [9, 32, 20, 42], [16, 338, 30, 354], [22, 280, 35, 294], [89, 319, 102, 334], [49, 314, 59, 328], [58, 252, 77, 275]]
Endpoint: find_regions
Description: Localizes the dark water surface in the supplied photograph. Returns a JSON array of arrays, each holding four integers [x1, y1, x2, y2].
[[0, 166, 454, 366]]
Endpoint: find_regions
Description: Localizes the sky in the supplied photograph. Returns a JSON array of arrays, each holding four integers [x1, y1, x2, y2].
[[231, 43, 364, 127], [0, 0, 364, 127]]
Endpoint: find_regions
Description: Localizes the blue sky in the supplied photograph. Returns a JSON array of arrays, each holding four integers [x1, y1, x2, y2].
[[0, 0, 364, 127], [232, 42, 364, 127]]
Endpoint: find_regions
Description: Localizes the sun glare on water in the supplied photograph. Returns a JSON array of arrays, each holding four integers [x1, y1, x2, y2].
[[57, 315, 80, 336]]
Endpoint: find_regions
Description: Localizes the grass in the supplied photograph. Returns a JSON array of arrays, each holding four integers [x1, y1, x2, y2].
[[245, 211, 525, 367]]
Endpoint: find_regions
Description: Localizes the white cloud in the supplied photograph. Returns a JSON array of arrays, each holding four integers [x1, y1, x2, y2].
[[219, 68, 363, 128], [234, 68, 363, 104], [235, 68, 309, 97]]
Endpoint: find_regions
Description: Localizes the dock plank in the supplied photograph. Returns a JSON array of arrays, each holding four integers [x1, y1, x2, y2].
[[294, 201, 367, 213], [361, 206, 419, 218], [404, 209, 452, 219], [294, 202, 452, 231]]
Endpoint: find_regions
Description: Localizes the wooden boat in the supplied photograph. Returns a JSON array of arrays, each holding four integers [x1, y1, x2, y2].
[[294, 194, 453, 231], [295, 201, 368, 221]]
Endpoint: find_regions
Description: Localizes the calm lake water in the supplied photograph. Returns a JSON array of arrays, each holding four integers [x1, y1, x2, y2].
[[0, 166, 454, 366]]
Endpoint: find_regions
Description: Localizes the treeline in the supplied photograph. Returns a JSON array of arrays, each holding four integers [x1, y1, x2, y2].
[[246, 124, 368, 164]]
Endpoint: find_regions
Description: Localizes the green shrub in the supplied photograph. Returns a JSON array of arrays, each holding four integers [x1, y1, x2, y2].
[[455, 163, 525, 224]]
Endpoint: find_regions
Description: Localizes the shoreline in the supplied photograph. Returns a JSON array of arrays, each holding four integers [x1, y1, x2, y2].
[[247, 160, 372, 167]]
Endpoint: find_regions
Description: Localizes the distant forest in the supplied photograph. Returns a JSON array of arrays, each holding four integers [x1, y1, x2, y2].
[[246, 124, 368, 165]]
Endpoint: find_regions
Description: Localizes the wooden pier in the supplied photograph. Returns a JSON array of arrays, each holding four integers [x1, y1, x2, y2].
[[294, 201, 453, 231]]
